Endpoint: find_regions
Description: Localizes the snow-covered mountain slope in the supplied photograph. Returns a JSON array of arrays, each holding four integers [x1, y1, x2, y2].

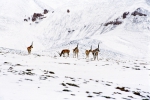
[[0, 0, 150, 59], [0, 0, 53, 51], [0, 1, 150, 100]]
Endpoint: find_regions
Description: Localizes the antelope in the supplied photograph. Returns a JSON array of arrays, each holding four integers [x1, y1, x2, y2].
[[73, 43, 79, 58], [92, 43, 100, 60], [85, 45, 92, 59], [57, 49, 70, 57], [27, 42, 33, 54]]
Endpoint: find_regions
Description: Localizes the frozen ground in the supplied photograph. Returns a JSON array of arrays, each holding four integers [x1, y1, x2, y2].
[[0, 48, 150, 100]]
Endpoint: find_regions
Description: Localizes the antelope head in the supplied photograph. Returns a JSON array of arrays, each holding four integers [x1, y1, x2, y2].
[[77, 43, 79, 49], [57, 51, 61, 57], [98, 42, 102, 52], [98, 43, 99, 52], [31, 41, 33, 48], [89, 45, 92, 52]]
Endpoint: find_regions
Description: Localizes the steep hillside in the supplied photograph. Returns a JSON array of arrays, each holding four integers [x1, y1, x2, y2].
[[0, 0, 52, 51], [0, 0, 150, 59], [34, 0, 150, 59]]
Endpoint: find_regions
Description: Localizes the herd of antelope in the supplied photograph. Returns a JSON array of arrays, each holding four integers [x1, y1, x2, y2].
[[27, 42, 101, 60], [57, 43, 100, 60]]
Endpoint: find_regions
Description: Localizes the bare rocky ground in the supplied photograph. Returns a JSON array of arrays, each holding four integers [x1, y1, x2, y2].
[[0, 48, 150, 100]]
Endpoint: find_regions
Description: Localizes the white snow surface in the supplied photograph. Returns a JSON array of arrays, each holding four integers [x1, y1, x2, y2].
[[0, 0, 150, 100]]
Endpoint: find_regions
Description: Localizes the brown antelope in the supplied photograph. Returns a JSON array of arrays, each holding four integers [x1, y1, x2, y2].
[[85, 45, 92, 59], [73, 43, 79, 58], [27, 42, 33, 54], [92, 43, 100, 60], [57, 49, 70, 57]]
